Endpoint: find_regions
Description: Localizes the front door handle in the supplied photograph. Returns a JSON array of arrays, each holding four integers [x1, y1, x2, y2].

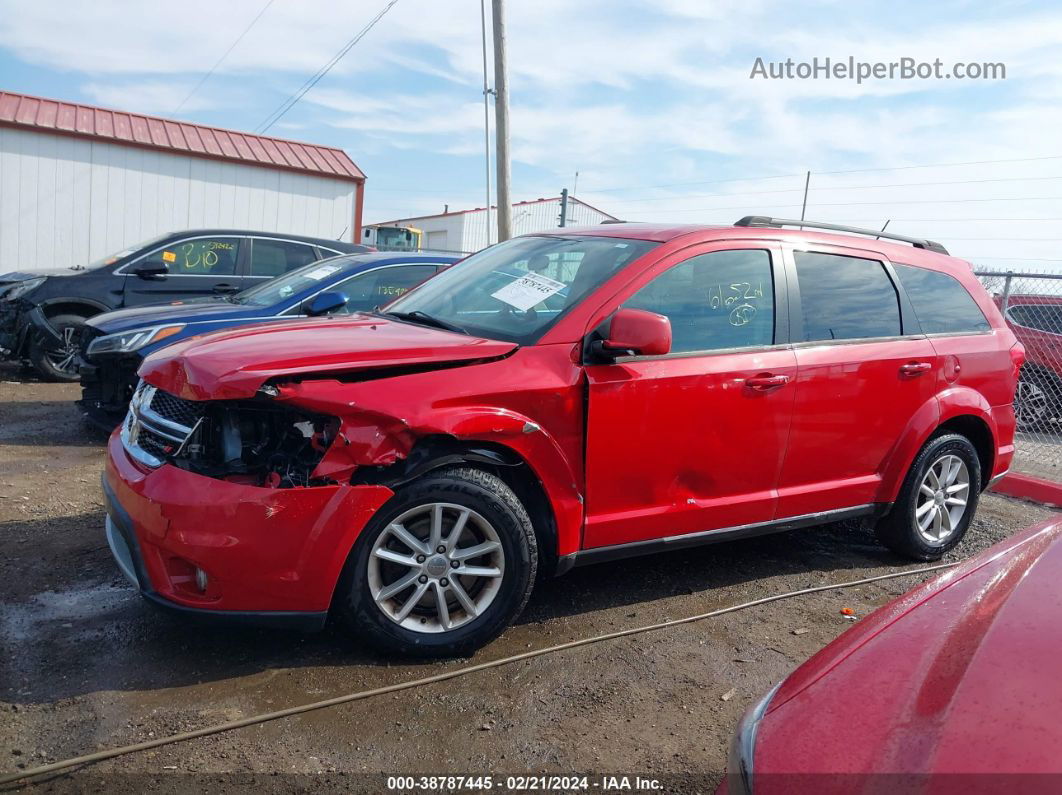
[[900, 361, 933, 377], [746, 373, 790, 391], [213, 283, 238, 294]]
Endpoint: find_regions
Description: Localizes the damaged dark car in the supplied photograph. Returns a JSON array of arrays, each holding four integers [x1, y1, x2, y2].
[[0, 229, 366, 381]]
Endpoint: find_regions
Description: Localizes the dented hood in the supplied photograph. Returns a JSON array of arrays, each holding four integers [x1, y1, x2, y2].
[[138, 314, 517, 400]]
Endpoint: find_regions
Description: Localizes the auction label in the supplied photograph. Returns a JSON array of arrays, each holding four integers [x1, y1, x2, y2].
[[386, 775, 662, 792], [491, 272, 566, 312]]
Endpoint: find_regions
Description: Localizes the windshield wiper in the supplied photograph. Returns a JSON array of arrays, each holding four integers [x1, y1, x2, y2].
[[382, 310, 468, 335]]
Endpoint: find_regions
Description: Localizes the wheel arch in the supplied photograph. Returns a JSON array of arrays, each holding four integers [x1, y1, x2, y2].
[[880, 388, 998, 501], [351, 434, 564, 576], [38, 297, 110, 318], [935, 414, 994, 491]]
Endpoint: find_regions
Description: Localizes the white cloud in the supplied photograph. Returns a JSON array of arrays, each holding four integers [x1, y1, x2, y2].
[[81, 81, 216, 115], [3, 0, 1062, 263]]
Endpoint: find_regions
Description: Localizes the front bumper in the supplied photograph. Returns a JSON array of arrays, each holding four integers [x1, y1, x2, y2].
[[79, 354, 141, 430], [103, 431, 394, 628], [0, 300, 25, 357]]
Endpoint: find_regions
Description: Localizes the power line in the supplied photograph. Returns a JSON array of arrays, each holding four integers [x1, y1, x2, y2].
[[601, 175, 1062, 206], [255, 0, 399, 134], [831, 218, 1062, 223], [961, 255, 1062, 262], [817, 154, 1062, 176], [621, 196, 1062, 215], [173, 0, 276, 114], [581, 154, 1062, 195], [584, 171, 804, 194]]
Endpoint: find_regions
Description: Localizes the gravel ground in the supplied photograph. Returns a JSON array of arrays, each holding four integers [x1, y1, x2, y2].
[[0, 369, 1056, 792]]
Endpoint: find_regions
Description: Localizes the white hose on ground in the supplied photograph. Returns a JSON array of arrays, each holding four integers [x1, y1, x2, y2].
[[0, 562, 958, 785]]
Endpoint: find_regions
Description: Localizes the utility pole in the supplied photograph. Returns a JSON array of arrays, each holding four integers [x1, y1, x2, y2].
[[558, 188, 568, 227], [479, 0, 493, 246], [492, 0, 512, 241]]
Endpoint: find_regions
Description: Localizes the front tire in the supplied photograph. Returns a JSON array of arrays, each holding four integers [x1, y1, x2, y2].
[[875, 433, 981, 561], [336, 467, 537, 657], [29, 313, 87, 382]]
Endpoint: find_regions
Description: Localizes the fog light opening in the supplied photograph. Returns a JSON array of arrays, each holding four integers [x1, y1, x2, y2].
[[194, 567, 209, 593]]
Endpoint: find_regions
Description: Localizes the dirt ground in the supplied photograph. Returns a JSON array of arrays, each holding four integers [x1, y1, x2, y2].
[[1, 368, 1056, 792]]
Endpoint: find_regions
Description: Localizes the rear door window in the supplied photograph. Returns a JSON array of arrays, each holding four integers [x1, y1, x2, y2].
[[331, 264, 440, 314], [622, 249, 775, 353], [794, 251, 901, 341], [250, 239, 320, 277], [893, 263, 991, 333]]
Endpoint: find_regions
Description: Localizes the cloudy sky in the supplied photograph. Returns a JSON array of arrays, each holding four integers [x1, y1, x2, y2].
[[1, 0, 1061, 267]]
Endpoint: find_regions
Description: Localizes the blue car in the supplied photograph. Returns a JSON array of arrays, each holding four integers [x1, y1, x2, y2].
[[78, 251, 458, 427]]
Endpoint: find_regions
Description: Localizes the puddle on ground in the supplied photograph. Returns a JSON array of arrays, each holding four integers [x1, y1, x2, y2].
[[0, 581, 136, 644]]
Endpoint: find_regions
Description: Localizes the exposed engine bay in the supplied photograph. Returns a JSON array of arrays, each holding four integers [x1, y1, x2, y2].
[[174, 402, 340, 488], [122, 380, 339, 488]]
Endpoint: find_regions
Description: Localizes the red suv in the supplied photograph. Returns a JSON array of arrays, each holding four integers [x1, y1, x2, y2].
[[997, 294, 1062, 430], [103, 217, 1022, 656]]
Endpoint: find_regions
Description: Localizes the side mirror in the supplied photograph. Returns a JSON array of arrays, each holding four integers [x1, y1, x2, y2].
[[305, 291, 348, 316], [131, 260, 168, 279], [599, 308, 672, 358]]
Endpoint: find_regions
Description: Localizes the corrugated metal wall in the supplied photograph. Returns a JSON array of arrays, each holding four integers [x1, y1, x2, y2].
[[0, 127, 357, 272]]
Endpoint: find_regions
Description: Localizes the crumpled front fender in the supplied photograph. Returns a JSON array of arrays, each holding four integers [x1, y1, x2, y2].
[[274, 379, 586, 557]]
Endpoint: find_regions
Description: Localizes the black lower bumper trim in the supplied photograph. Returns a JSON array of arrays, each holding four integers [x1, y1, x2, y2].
[[139, 591, 328, 632], [102, 473, 328, 633]]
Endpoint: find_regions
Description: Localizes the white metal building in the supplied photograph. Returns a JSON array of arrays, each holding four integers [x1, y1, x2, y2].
[[0, 91, 366, 273], [370, 196, 618, 254]]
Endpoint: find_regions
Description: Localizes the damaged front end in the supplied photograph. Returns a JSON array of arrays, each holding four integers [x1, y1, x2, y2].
[[122, 380, 340, 488]]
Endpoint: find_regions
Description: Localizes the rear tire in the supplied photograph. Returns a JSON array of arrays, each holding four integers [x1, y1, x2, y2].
[[875, 433, 981, 561], [29, 313, 87, 382], [336, 466, 537, 657], [1014, 369, 1057, 432]]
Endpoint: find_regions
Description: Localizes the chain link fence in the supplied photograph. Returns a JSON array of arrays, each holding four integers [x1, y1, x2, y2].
[[975, 269, 1062, 482]]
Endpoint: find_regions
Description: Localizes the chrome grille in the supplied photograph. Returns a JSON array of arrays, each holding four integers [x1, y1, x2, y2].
[[120, 381, 202, 468], [148, 389, 202, 427]]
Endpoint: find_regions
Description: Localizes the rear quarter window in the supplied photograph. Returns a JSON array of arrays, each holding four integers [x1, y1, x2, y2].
[[893, 263, 991, 334]]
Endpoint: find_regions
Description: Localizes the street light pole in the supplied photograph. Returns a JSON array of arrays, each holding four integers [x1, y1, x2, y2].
[[492, 0, 512, 242]]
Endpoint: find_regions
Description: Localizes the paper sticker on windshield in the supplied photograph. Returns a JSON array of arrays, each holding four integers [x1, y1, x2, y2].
[[304, 265, 340, 281], [491, 272, 565, 311], [162, 250, 176, 263]]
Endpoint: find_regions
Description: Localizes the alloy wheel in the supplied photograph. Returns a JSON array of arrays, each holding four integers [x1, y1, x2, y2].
[[45, 326, 80, 376], [914, 454, 970, 545], [1014, 378, 1050, 430], [367, 502, 505, 633]]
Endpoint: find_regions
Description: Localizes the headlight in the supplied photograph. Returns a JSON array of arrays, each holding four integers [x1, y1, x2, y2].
[[86, 324, 185, 356], [0, 277, 46, 302], [726, 684, 780, 795]]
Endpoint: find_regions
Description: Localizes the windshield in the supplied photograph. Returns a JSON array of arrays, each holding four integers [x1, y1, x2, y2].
[[235, 254, 358, 306], [87, 233, 173, 270], [376, 227, 420, 251], [383, 235, 658, 342]]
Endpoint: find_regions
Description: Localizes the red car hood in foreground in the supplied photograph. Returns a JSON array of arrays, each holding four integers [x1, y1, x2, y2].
[[138, 314, 517, 400], [752, 518, 1062, 788]]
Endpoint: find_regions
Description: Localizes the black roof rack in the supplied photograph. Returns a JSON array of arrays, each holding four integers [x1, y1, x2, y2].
[[734, 216, 949, 255]]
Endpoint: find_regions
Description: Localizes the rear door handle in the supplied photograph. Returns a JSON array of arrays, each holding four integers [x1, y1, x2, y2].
[[213, 283, 238, 294], [900, 361, 933, 376], [746, 373, 790, 391]]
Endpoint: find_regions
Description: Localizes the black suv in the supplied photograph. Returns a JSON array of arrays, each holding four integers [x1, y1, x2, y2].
[[0, 229, 368, 380]]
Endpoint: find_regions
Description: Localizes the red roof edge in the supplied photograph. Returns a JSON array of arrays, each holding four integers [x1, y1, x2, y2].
[[0, 89, 364, 183]]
